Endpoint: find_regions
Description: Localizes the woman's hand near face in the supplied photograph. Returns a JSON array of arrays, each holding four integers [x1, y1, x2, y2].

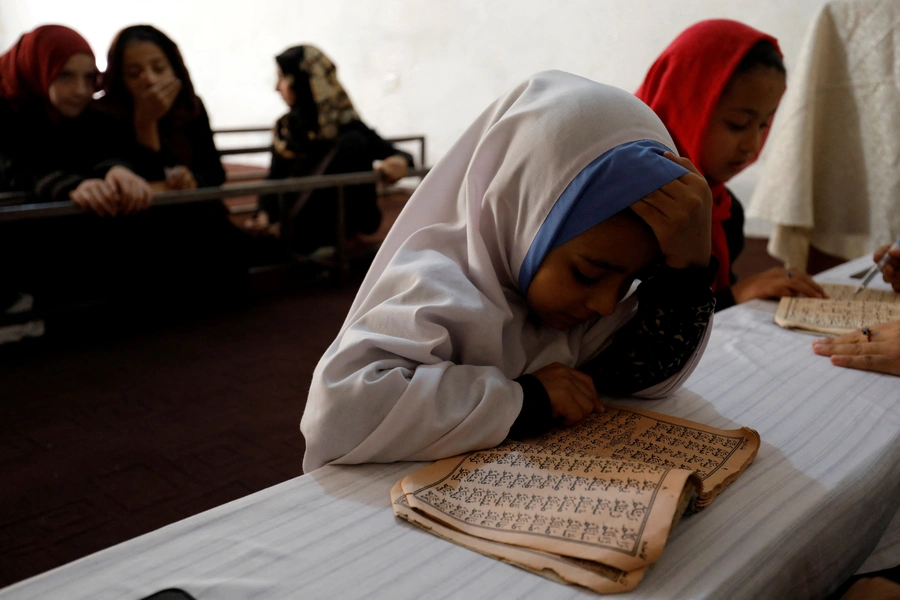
[[531, 362, 603, 427], [376, 155, 409, 184], [731, 267, 826, 303], [70, 179, 119, 216], [874, 244, 900, 293], [812, 320, 900, 377], [630, 152, 712, 269], [105, 166, 153, 214], [133, 77, 182, 125], [164, 165, 197, 190]]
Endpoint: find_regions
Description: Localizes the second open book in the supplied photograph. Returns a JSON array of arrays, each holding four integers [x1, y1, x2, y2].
[[775, 283, 900, 335], [391, 404, 759, 594]]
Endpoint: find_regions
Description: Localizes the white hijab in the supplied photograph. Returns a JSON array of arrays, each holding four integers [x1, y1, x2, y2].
[[301, 70, 709, 472]]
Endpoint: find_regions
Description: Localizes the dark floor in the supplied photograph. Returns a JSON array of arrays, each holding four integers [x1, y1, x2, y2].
[[0, 238, 840, 589], [0, 265, 364, 588]]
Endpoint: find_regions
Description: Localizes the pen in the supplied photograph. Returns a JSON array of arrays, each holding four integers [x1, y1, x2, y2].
[[855, 235, 900, 294]]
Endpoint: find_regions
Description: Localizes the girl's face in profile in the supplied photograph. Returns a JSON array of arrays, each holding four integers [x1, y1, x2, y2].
[[276, 65, 295, 108], [526, 210, 660, 330], [700, 66, 786, 185], [47, 53, 97, 118], [121, 41, 176, 98]]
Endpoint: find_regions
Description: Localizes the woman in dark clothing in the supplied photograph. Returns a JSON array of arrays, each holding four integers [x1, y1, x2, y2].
[[94, 25, 225, 189], [0, 26, 245, 326], [0, 25, 151, 210], [90, 25, 249, 304], [0, 25, 154, 336], [250, 45, 412, 254]]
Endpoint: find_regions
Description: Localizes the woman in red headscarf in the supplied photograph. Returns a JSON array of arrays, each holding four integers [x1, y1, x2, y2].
[[0, 25, 157, 342], [636, 19, 826, 310], [0, 25, 151, 213]]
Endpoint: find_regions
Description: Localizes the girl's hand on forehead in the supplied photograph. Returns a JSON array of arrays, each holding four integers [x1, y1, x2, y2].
[[631, 152, 712, 269]]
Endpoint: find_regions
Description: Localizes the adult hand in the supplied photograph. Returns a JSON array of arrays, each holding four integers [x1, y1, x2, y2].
[[630, 152, 712, 269], [531, 362, 603, 427], [70, 179, 118, 217], [731, 267, 827, 304], [812, 320, 900, 377], [165, 166, 197, 190], [133, 78, 182, 125], [375, 155, 408, 184], [105, 166, 153, 214], [874, 244, 900, 293]]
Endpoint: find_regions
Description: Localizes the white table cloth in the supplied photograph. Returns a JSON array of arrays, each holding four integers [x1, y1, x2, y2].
[[2, 256, 898, 600]]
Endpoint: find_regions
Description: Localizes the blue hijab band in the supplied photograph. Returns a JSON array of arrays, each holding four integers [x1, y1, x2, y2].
[[517, 139, 689, 293]]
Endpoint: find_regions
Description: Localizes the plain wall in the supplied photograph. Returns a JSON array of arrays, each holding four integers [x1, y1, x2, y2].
[[1, 0, 833, 235]]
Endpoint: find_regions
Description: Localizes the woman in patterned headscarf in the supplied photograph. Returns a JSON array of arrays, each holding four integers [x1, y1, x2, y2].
[[252, 45, 413, 254]]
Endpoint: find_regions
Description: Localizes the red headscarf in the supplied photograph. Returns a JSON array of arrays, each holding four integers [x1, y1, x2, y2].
[[0, 25, 94, 104], [635, 19, 782, 291]]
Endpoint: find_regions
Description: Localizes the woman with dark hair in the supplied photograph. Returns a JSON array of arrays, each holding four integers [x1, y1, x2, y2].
[[94, 24, 225, 189], [81, 25, 249, 306], [636, 19, 826, 310], [249, 45, 413, 255]]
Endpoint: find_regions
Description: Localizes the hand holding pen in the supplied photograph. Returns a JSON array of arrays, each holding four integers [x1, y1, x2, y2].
[[855, 236, 900, 294]]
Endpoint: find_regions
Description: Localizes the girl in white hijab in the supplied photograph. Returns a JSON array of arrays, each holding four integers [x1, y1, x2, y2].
[[301, 70, 716, 472]]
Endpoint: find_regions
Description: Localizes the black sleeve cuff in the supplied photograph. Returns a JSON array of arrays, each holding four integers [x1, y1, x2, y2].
[[509, 374, 553, 439], [35, 171, 83, 203]]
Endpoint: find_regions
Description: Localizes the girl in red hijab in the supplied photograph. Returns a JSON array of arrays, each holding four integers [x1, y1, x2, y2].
[[0, 24, 150, 214], [636, 19, 826, 310]]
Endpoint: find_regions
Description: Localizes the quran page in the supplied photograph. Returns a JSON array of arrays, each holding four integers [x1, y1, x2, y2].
[[523, 405, 760, 507], [819, 283, 900, 303], [396, 445, 699, 574], [391, 480, 651, 594], [775, 283, 900, 335]]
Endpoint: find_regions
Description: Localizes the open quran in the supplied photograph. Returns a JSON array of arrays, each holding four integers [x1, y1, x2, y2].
[[775, 283, 900, 335], [391, 405, 759, 593]]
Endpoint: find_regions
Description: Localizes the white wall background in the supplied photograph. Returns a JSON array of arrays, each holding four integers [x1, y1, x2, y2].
[[1, 0, 833, 235]]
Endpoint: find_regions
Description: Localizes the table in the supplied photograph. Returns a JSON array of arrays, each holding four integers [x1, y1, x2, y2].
[[747, 0, 900, 269], [2, 256, 898, 600]]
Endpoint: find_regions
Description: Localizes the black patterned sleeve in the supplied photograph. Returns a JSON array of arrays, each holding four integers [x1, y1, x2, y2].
[[579, 261, 717, 396]]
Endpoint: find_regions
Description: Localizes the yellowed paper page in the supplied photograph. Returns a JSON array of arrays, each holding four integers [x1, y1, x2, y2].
[[775, 297, 900, 335], [523, 405, 760, 507], [391, 480, 648, 594], [819, 283, 900, 303], [398, 447, 699, 573]]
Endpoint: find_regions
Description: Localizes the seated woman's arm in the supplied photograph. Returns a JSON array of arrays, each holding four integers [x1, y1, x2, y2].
[[343, 120, 414, 182], [1, 135, 97, 204], [0, 111, 84, 203]]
